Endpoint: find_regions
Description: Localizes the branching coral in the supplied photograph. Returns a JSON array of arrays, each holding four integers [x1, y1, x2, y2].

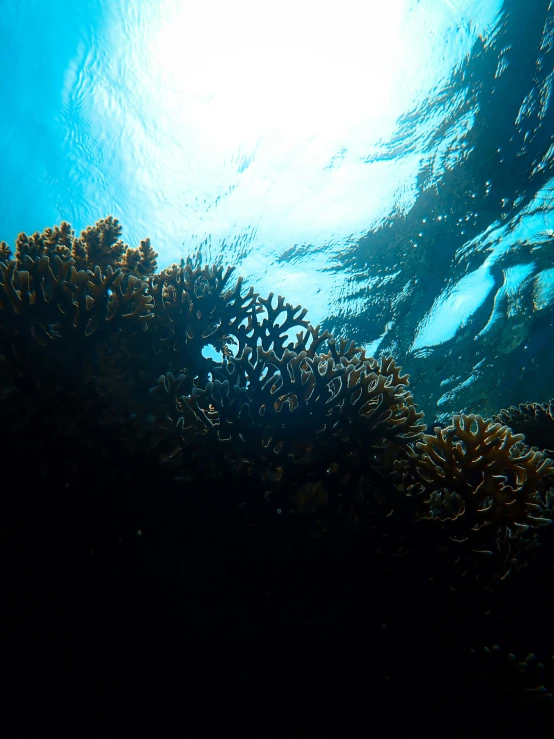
[[0, 219, 163, 463], [411, 414, 553, 553], [495, 400, 554, 457], [1, 217, 552, 554], [4, 217, 554, 727], [168, 296, 426, 520], [121, 237, 158, 278], [0, 219, 157, 348], [144, 260, 260, 385], [0, 252, 155, 388], [4, 216, 158, 276]]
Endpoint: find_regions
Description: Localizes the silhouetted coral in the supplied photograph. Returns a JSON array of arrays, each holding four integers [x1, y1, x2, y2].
[[0, 253, 153, 345], [495, 399, 554, 456], [0, 240, 10, 262], [160, 298, 426, 521], [73, 216, 127, 272], [401, 414, 553, 581], [10, 217, 158, 278], [14, 221, 74, 267], [0, 220, 162, 468], [2, 218, 554, 731], [121, 237, 159, 277]]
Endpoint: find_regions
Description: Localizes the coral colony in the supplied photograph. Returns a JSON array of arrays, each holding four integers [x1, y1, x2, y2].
[[2, 217, 554, 720]]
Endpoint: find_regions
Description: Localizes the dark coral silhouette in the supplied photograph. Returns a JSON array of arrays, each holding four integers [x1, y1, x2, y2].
[[1, 219, 551, 551], [1, 218, 554, 722], [414, 414, 552, 534], [495, 400, 554, 457]]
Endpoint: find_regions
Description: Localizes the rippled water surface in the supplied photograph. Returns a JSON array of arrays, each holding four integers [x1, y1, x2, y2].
[[1, 0, 553, 421]]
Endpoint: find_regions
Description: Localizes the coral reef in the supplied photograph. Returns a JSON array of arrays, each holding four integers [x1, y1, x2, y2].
[[413, 414, 552, 532], [174, 318, 426, 522], [495, 399, 554, 456], [1, 217, 551, 552], [397, 414, 553, 581], [2, 218, 554, 730]]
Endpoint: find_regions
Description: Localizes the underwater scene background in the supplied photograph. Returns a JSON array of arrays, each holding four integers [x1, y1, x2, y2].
[[1, 0, 554, 736]]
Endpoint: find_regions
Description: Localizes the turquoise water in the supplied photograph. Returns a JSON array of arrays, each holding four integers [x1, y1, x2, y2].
[[1, 0, 553, 420], [3, 2, 554, 733]]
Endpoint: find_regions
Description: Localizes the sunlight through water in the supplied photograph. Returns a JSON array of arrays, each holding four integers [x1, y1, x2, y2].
[[3, 0, 553, 421], [98, 0, 504, 330]]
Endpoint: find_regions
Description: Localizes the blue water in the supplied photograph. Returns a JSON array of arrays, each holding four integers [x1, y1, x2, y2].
[[1, 0, 553, 423]]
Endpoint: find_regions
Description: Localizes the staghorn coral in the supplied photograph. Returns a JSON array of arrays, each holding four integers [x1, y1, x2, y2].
[[0, 240, 10, 262], [11, 217, 158, 277], [495, 400, 554, 457], [121, 237, 159, 278], [71, 216, 127, 273], [13, 221, 75, 267]]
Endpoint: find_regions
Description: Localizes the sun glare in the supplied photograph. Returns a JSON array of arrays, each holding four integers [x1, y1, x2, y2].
[[106, 0, 505, 298], [146, 0, 406, 144]]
